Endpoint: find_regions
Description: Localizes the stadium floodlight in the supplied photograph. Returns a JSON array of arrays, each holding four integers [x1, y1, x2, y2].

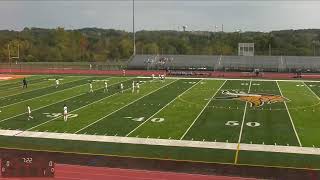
[[133, 0, 136, 56], [214, 25, 219, 32], [182, 25, 187, 32]]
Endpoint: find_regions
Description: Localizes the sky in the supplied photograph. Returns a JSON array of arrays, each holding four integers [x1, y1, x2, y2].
[[0, 1, 320, 32]]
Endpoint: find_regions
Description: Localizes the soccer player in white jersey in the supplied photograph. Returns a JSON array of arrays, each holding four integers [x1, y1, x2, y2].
[[27, 105, 33, 120], [89, 82, 93, 93], [104, 81, 108, 93], [63, 104, 68, 122], [152, 74, 155, 80], [161, 74, 165, 81], [132, 81, 135, 92], [120, 83, 124, 93], [55, 78, 60, 88], [136, 82, 140, 93]]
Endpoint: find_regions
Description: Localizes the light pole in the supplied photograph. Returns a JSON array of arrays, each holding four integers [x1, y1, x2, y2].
[[182, 25, 187, 32], [133, 0, 136, 56]]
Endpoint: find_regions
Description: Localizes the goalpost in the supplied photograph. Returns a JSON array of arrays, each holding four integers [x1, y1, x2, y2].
[[8, 43, 20, 72]]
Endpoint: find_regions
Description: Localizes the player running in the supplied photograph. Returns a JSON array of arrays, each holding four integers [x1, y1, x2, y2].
[[120, 83, 124, 93], [89, 82, 93, 93], [22, 78, 28, 89], [27, 105, 33, 120], [63, 104, 68, 122], [104, 81, 108, 93], [55, 78, 60, 88]]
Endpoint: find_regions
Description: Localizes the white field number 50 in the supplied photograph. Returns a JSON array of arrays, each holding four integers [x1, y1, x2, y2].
[[225, 121, 260, 127]]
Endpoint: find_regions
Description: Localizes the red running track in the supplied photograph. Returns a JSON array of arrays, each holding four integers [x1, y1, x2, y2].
[[2, 68, 320, 80], [0, 164, 256, 180]]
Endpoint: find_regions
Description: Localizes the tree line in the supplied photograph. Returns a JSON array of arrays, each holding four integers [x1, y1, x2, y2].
[[0, 27, 319, 62]]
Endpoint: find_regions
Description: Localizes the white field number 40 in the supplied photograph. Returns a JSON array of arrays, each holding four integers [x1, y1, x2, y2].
[[126, 117, 165, 123], [43, 113, 78, 118], [225, 121, 260, 127]]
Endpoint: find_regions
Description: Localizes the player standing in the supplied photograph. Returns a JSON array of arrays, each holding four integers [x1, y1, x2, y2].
[[136, 82, 140, 93], [104, 81, 108, 93], [63, 104, 68, 122], [27, 105, 33, 120], [120, 83, 124, 93], [89, 82, 93, 93], [132, 81, 135, 92], [152, 74, 155, 80], [55, 78, 60, 88], [22, 78, 28, 89]]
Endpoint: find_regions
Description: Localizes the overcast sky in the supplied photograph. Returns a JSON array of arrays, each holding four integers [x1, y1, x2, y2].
[[0, 1, 320, 32]]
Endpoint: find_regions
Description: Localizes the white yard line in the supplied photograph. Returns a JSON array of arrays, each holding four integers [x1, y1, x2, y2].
[[0, 77, 86, 100], [126, 80, 203, 137], [17, 78, 134, 133], [0, 129, 318, 155], [0, 77, 95, 109], [180, 80, 227, 140], [74, 80, 178, 134], [237, 80, 252, 143], [276, 81, 302, 147], [303, 81, 320, 100], [0, 78, 130, 123]]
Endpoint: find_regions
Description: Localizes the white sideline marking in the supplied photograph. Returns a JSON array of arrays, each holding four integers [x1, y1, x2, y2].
[[74, 79, 177, 134], [180, 80, 227, 140], [19, 78, 134, 133], [0, 77, 93, 108], [138, 76, 320, 83], [0, 129, 318, 155], [126, 80, 203, 137], [237, 80, 252, 143], [276, 81, 302, 147]]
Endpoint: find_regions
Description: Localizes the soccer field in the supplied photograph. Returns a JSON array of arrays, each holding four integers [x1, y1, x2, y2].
[[1, 74, 320, 169]]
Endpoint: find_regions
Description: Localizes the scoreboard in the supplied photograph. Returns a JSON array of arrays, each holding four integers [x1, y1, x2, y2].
[[1, 153, 55, 177]]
